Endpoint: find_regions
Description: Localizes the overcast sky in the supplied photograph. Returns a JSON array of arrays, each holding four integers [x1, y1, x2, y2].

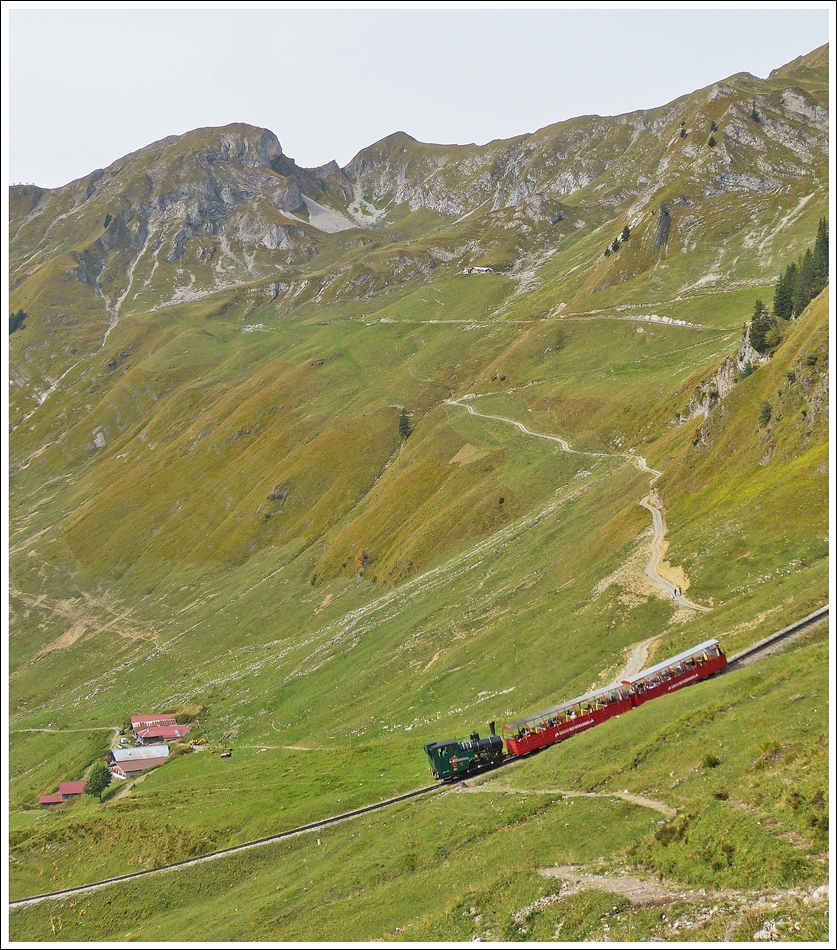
[[4, 3, 833, 189]]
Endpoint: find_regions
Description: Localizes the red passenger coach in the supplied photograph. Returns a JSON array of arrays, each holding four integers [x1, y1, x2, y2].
[[502, 683, 633, 757], [622, 639, 727, 707]]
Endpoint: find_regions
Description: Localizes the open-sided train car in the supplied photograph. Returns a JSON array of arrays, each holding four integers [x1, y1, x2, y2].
[[622, 639, 726, 706], [502, 683, 632, 757], [423, 639, 727, 781]]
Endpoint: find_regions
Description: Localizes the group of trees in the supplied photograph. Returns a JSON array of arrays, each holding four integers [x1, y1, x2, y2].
[[708, 119, 718, 148], [603, 225, 631, 257], [749, 218, 829, 354], [773, 217, 829, 320]]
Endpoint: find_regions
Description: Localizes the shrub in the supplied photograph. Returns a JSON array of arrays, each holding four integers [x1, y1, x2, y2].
[[708, 136, 717, 148], [758, 402, 772, 427], [764, 325, 783, 350], [703, 753, 721, 769]]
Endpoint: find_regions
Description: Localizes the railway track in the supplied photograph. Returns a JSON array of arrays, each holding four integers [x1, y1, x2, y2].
[[10, 603, 828, 910], [8, 783, 444, 908], [724, 605, 828, 671]]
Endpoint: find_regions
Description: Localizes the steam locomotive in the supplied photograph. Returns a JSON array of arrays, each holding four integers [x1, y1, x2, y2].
[[424, 639, 726, 780]]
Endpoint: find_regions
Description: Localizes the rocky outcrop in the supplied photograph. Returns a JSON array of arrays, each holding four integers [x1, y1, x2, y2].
[[195, 126, 283, 169], [677, 321, 774, 428], [679, 356, 739, 423], [737, 326, 772, 372], [654, 207, 671, 247]]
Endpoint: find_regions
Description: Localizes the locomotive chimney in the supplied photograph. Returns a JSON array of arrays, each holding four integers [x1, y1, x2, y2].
[[489, 720, 496, 735]]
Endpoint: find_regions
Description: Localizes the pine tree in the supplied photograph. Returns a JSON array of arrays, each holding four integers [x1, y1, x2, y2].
[[749, 299, 773, 353], [813, 216, 828, 289], [792, 249, 816, 317], [621, 225, 631, 242], [773, 263, 795, 320]]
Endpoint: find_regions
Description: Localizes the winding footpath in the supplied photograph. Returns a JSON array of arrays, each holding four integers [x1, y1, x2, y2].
[[445, 396, 709, 612]]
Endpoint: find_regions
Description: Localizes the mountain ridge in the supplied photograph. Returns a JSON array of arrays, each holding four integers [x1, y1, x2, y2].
[[8, 45, 829, 940]]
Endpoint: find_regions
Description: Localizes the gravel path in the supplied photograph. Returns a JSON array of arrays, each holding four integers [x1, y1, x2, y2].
[[455, 779, 677, 818], [445, 396, 708, 611]]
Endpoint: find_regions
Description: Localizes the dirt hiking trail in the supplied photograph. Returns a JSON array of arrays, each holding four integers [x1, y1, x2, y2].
[[446, 395, 710, 613]]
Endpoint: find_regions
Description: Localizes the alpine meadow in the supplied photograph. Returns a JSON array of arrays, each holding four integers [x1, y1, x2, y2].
[[7, 44, 830, 942]]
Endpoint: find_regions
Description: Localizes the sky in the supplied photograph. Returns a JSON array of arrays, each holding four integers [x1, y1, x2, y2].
[[3, 3, 833, 189]]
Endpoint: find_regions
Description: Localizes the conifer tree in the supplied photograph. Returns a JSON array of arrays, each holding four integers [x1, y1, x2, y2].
[[792, 249, 816, 317], [813, 216, 828, 287], [773, 263, 796, 320], [749, 299, 773, 353]]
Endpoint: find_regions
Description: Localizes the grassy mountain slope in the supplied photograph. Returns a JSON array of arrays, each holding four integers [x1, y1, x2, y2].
[[8, 45, 829, 940]]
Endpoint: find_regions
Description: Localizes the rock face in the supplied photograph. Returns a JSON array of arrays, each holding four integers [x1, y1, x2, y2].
[[654, 207, 672, 246], [679, 318, 777, 428], [737, 328, 772, 372]]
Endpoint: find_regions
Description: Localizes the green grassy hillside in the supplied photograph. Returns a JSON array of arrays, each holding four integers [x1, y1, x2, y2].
[[8, 44, 829, 942]]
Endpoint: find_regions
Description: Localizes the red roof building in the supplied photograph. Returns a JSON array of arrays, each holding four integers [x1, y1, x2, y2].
[[131, 714, 177, 731], [135, 724, 191, 744], [110, 756, 169, 779], [59, 781, 86, 798], [39, 794, 63, 806]]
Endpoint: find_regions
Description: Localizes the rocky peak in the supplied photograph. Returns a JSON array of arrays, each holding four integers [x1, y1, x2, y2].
[[192, 124, 284, 169]]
